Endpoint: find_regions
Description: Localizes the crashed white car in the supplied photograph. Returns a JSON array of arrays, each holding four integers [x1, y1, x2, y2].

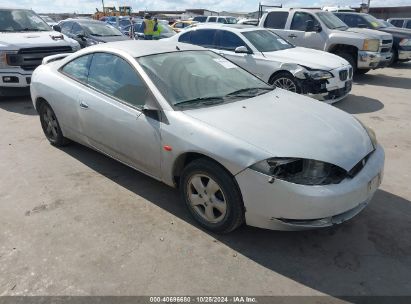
[[170, 24, 353, 103], [31, 41, 384, 233]]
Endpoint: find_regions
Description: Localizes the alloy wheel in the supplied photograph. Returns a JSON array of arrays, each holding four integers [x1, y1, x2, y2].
[[187, 174, 227, 224], [273, 77, 298, 92], [42, 106, 59, 141]]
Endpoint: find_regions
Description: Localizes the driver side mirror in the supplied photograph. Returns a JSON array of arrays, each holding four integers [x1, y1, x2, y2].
[[52, 25, 61, 32], [76, 32, 86, 40], [142, 105, 160, 121], [235, 46, 251, 54]]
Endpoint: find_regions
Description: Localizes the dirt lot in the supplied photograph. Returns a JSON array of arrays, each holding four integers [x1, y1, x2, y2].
[[0, 64, 410, 298]]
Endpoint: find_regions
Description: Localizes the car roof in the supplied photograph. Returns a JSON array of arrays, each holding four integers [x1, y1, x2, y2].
[[82, 40, 205, 58], [193, 23, 261, 32], [266, 8, 322, 13]]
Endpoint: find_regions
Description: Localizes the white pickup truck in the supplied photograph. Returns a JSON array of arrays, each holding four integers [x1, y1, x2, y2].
[[259, 8, 393, 74], [0, 8, 80, 97]]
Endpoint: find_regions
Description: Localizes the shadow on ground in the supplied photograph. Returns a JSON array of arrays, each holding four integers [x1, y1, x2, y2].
[[335, 94, 384, 114], [0, 96, 37, 116], [354, 73, 411, 90], [61, 143, 411, 297]]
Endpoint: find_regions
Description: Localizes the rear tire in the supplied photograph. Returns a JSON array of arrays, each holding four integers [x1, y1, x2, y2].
[[269, 72, 302, 94], [180, 158, 244, 233], [38, 102, 69, 147]]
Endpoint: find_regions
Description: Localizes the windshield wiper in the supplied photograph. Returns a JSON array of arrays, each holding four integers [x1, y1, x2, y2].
[[174, 96, 225, 107], [226, 87, 273, 97]]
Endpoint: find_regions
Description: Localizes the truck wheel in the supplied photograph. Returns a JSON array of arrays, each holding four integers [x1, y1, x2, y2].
[[389, 49, 398, 66], [335, 51, 357, 74], [180, 158, 244, 233], [269, 72, 302, 94]]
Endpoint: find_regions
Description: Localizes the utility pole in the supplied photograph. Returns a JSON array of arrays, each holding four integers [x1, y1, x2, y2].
[[102, 0, 105, 11]]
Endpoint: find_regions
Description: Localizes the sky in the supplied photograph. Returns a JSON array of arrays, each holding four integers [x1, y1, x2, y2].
[[2, 0, 411, 14]]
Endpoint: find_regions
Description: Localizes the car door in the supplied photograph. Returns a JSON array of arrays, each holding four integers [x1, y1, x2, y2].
[[56, 54, 93, 144], [285, 11, 324, 49], [77, 52, 162, 178], [213, 30, 262, 78], [262, 11, 289, 38]]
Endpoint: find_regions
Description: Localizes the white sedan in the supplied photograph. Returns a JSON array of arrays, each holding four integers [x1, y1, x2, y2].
[[31, 41, 384, 232], [169, 24, 353, 103]]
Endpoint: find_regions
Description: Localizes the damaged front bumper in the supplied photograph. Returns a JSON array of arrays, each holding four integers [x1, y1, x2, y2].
[[298, 66, 353, 104], [235, 145, 385, 231], [358, 50, 392, 69]]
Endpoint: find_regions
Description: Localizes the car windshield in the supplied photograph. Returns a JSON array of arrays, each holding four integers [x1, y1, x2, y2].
[[242, 30, 293, 52], [137, 51, 273, 108], [158, 23, 174, 34], [225, 17, 238, 24], [363, 14, 386, 29], [84, 23, 123, 36], [0, 9, 51, 32], [316, 11, 348, 30]]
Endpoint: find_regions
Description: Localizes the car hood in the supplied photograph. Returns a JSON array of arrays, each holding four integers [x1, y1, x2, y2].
[[92, 35, 129, 43], [377, 27, 411, 38], [346, 27, 393, 40], [183, 89, 373, 171], [0, 31, 78, 50], [263, 47, 349, 70]]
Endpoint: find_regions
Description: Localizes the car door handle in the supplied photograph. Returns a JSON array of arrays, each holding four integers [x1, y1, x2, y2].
[[79, 101, 89, 109], [288, 34, 297, 38]]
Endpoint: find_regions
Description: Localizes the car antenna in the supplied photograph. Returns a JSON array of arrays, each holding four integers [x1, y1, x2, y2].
[[176, 45, 181, 51]]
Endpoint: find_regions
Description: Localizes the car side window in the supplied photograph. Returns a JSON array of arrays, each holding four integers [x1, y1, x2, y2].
[[406, 20, 411, 29], [178, 32, 191, 43], [218, 18, 226, 24], [264, 12, 289, 29], [60, 21, 73, 35], [391, 19, 404, 27], [61, 55, 91, 83], [71, 23, 83, 35], [87, 53, 149, 108], [190, 29, 217, 48], [208, 17, 217, 22], [290, 12, 319, 31], [216, 30, 247, 51]]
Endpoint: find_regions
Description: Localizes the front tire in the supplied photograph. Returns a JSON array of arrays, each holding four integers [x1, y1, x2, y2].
[[335, 51, 358, 74], [180, 159, 244, 233], [269, 72, 302, 94], [39, 102, 69, 147]]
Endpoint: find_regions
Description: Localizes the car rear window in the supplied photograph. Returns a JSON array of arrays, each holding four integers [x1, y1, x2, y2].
[[264, 12, 289, 29]]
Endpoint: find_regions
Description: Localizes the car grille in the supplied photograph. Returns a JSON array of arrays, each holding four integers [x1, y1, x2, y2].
[[6, 46, 73, 71], [382, 39, 393, 45], [381, 47, 391, 53], [339, 70, 348, 81], [348, 67, 353, 79]]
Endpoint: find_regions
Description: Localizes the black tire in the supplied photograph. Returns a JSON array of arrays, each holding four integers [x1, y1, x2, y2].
[[356, 68, 371, 75], [180, 158, 244, 233], [335, 51, 357, 74], [389, 49, 398, 66], [269, 71, 302, 94], [38, 101, 69, 147]]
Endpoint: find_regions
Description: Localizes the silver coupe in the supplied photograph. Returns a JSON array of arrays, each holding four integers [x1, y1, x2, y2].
[[30, 41, 384, 233]]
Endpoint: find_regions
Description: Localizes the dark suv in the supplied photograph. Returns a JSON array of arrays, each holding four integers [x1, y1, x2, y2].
[[334, 12, 411, 64]]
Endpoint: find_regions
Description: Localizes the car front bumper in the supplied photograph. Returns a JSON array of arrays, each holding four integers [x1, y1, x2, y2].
[[357, 51, 392, 69], [0, 69, 32, 88], [235, 144, 385, 231]]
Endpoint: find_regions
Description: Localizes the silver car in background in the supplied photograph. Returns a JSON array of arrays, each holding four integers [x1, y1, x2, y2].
[[30, 41, 384, 233]]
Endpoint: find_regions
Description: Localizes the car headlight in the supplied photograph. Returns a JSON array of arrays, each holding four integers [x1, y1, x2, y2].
[[72, 44, 81, 51], [0, 51, 18, 69], [356, 118, 377, 149], [250, 158, 347, 185], [88, 40, 104, 45], [307, 70, 333, 80], [399, 38, 411, 46], [363, 39, 380, 52]]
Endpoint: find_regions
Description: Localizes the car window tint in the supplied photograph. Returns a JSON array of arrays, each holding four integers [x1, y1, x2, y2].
[[62, 55, 91, 83], [264, 12, 289, 29], [218, 18, 226, 23], [391, 19, 404, 27], [208, 17, 217, 22], [290, 12, 319, 31], [190, 29, 216, 47], [217, 30, 246, 51], [343, 15, 366, 27], [71, 23, 83, 35], [60, 21, 73, 34], [178, 32, 191, 43], [406, 20, 411, 29], [88, 53, 148, 108]]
